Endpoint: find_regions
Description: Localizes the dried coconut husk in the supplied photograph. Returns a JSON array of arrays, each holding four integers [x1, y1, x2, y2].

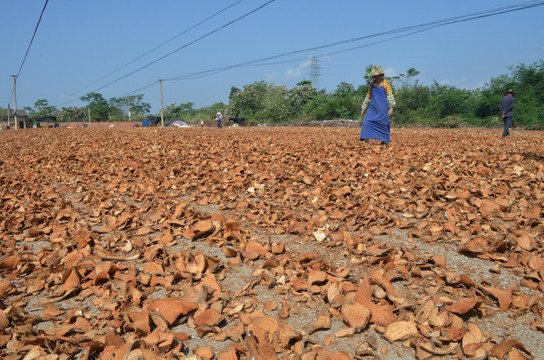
[[249, 315, 279, 345], [3, 127, 544, 359], [278, 299, 291, 320], [186, 251, 208, 274], [341, 303, 370, 332], [195, 346, 215, 359], [490, 339, 532, 358], [335, 327, 356, 338], [512, 230, 536, 251], [462, 322, 487, 358], [445, 298, 481, 315], [194, 308, 224, 327], [327, 282, 342, 306], [253, 269, 276, 288], [246, 334, 278, 360], [354, 274, 396, 326], [271, 241, 285, 254], [308, 313, 331, 334], [459, 236, 489, 255], [146, 298, 198, 325], [314, 349, 353, 360], [244, 240, 268, 260], [184, 219, 215, 240], [223, 221, 242, 241], [308, 270, 327, 287], [507, 349, 533, 360], [216, 348, 238, 360], [0, 255, 21, 270], [278, 323, 300, 348], [0, 309, 9, 331], [418, 341, 459, 356], [384, 320, 418, 342], [483, 285, 517, 311], [222, 247, 238, 258]]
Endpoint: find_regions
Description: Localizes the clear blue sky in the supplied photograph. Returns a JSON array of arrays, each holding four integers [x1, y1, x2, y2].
[[2, 0, 543, 114]]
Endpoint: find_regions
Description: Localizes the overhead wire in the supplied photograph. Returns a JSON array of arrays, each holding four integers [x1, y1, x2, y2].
[[7, 0, 49, 106], [55, 0, 276, 107], [163, 0, 544, 82], [59, 0, 544, 108], [15, 0, 49, 78], [93, 0, 276, 91], [61, 0, 245, 100]]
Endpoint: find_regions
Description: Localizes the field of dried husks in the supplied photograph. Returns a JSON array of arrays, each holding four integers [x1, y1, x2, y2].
[[0, 127, 543, 360]]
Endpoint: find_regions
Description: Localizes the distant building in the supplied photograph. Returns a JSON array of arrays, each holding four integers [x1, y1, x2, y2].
[[35, 116, 58, 128], [1, 109, 30, 129]]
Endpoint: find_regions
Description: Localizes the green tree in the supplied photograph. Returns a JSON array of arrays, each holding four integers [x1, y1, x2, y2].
[[474, 61, 544, 128], [34, 99, 57, 116], [304, 92, 332, 120], [24, 99, 58, 121], [229, 86, 241, 102], [509, 60, 544, 128], [81, 92, 109, 122], [289, 80, 318, 119], [109, 94, 151, 121], [333, 82, 356, 98], [163, 102, 195, 119], [59, 107, 85, 122], [428, 83, 473, 118], [225, 81, 297, 123], [226, 81, 269, 120], [474, 88, 502, 120], [391, 68, 431, 124]]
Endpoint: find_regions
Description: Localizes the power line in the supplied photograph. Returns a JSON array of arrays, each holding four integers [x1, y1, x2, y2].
[[94, 0, 276, 92], [123, 81, 158, 97], [56, 0, 276, 107], [61, 0, 244, 100], [16, 0, 49, 78], [58, 0, 544, 109], [88, 0, 544, 108], [162, 0, 544, 82], [7, 0, 49, 106]]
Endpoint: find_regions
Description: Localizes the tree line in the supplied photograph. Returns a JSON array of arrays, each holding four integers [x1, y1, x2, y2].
[[3, 59, 543, 129]]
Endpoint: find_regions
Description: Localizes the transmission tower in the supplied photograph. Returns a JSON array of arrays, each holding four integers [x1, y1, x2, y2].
[[308, 55, 320, 89]]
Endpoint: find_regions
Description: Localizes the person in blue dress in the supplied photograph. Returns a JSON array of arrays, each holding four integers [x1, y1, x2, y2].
[[360, 65, 396, 145]]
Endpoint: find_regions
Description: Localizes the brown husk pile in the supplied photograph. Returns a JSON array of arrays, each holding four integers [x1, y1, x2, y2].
[[0, 127, 542, 359]]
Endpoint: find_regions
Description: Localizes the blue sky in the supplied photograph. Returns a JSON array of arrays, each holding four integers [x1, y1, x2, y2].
[[2, 0, 543, 114]]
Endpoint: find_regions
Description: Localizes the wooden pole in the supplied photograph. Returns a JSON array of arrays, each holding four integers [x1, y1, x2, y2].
[[127, 97, 131, 122], [11, 75, 18, 130], [159, 79, 164, 128]]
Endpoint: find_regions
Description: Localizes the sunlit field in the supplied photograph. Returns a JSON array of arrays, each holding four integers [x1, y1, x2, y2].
[[0, 127, 542, 359]]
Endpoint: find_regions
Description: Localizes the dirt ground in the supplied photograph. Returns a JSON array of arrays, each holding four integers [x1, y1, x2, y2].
[[0, 127, 543, 360]]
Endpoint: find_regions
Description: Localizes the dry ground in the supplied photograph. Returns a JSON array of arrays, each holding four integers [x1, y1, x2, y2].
[[0, 127, 543, 360]]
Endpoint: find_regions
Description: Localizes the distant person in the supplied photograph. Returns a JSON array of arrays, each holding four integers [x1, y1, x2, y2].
[[360, 65, 396, 145], [499, 89, 515, 138], [216, 112, 223, 129], [200, 119, 204, 127]]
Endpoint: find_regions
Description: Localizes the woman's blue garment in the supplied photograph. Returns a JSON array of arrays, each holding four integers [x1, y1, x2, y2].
[[360, 85, 390, 143]]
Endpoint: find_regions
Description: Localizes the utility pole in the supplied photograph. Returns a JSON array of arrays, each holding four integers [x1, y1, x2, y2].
[[10, 75, 19, 130], [127, 97, 131, 122], [88, 106, 91, 124], [159, 79, 164, 127], [6, 105, 10, 129]]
